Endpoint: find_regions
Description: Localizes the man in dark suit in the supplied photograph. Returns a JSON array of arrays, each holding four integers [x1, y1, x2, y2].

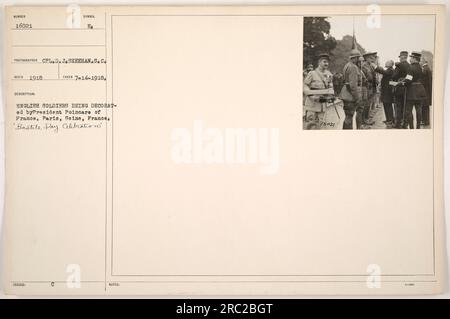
[[421, 60, 432, 126], [403, 51, 427, 129], [374, 60, 395, 127], [392, 51, 410, 128]]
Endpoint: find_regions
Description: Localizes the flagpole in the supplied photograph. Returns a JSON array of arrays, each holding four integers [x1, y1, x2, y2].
[[352, 16, 356, 50]]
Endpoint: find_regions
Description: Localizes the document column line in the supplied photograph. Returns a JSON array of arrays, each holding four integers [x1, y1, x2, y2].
[[104, 11, 108, 292]]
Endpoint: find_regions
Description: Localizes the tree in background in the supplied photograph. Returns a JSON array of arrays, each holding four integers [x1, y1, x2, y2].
[[303, 17, 367, 74], [330, 35, 366, 73], [303, 17, 337, 68]]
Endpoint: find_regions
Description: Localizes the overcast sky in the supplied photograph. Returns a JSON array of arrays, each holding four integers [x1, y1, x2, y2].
[[327, 15, 435, 65]]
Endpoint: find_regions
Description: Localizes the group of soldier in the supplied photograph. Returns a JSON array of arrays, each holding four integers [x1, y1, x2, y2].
[[303, 49, 433, 130]]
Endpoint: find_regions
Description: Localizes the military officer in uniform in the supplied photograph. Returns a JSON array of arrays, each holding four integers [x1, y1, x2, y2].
[[361, 51, 378, 126], [303, 53, 334, 129], [339, 49, 363, 129], [403, 51, 427, 129], [392, 51, 410, 128]]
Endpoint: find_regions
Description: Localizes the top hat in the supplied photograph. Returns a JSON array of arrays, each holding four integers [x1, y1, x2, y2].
[[398, 51, 408, 57]]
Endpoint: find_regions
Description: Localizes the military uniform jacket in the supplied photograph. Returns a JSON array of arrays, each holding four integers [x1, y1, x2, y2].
[[361, 61, 377, 94], [405, 62, 427, 101], [422, 65, 433, 106], [339, 62, 362, 102], [303, 68, 333, 112], [392, 60, 410, 98], [392, 60, 410, 81]]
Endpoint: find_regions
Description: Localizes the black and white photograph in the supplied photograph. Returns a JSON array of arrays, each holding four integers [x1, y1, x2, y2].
[[302, 15, 434, 130]]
